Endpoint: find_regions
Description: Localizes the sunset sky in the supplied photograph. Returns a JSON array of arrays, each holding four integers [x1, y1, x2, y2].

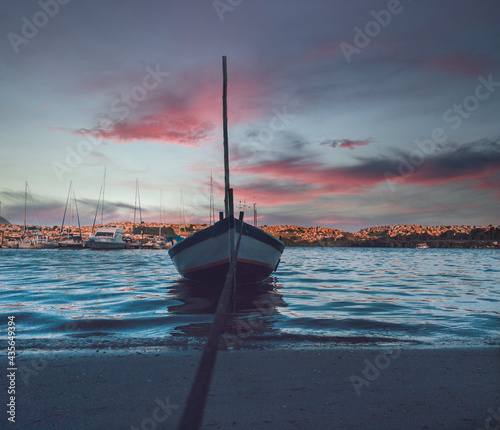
[[1, 0, 499, 231]]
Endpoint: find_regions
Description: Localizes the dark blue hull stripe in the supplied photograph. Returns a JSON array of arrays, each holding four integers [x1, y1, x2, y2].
[[180, 260, 275, 284]]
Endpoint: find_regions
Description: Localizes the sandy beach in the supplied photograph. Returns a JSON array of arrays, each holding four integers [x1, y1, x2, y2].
[[8, 346, 499, 430]]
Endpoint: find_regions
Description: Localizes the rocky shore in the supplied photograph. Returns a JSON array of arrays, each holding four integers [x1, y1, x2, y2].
[[1, 222, 499, 249]]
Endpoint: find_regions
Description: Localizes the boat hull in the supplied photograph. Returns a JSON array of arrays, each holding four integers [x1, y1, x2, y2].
[[85, 239, 126, 250], [34, 242, 58, 249], [168, 217, 284, 284], [125, 241, 142, 249], [18, 241, 34, 249], [58, 241, 84, 249]]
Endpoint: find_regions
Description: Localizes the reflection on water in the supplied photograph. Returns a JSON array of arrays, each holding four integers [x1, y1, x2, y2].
[[0, 248, 498, 349], [168, 278, 286, 344]]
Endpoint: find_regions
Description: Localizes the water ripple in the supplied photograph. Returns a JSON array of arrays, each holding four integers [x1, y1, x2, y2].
[[0, 247, 498, 349]]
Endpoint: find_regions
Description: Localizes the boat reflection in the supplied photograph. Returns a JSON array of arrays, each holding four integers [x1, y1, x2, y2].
[[167, 278, 286, 344]]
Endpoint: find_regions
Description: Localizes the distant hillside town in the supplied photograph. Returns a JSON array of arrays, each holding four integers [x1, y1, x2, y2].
[[0, 221, 499, 249]]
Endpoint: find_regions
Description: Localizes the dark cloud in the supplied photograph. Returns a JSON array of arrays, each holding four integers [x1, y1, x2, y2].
[[321, 139, 372, 150], [237, 137, 500, 195]]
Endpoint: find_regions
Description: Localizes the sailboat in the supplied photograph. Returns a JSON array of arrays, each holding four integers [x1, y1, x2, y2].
[[19, 182, 58, 249], [168, 57, 284, 284], [85, 170, 126, 250], [125, 179, 143, 249], [58, 182, 84, 248]]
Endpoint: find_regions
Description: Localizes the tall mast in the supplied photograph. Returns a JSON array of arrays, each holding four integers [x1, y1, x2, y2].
[[60, 181, 72, 236], [91, 185, 102, 235], [134, 178, 138, 227], [209, 172, 215, 225], [179, 190, 186, 236], [101, 167, 106, 225], [159, 189, 163, 237], [222, 56, 230, 218], [137, 181, 143, 225], [24, 181, 27, 234], [73, 188, 83, 240]]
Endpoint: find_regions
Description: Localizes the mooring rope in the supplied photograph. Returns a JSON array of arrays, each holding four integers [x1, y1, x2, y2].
[[178, 223, 243, 430]]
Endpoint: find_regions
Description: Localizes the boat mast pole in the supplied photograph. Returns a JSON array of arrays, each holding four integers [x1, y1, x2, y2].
[[159, 189, 162, 237], [222, 56, 230, 219], [60, 181, 72, 236], [91, 186, 102, 235], [73, 188, 82, 240], [209, 172, 214, 225], [23, 181, 27, 237], [134, 178, 138, 229], [101, 167, 106, 226]]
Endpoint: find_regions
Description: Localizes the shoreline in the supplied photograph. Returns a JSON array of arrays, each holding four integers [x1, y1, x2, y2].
[[10, 346, 500, 429], [2, 223, 499, 249]]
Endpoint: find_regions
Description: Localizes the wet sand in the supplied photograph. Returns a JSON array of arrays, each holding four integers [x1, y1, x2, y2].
[[10, 347, 500, 429]]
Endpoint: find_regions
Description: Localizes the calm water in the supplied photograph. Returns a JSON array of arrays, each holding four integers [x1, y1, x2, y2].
[[0, 248, 498, 350]]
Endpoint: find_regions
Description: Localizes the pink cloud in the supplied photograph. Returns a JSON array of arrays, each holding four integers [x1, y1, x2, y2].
[[73, 67, 271, 145], [422, 55, 493, 76]]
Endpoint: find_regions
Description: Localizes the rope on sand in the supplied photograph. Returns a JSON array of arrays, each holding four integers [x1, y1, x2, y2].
[[178, 218, 243, 430]]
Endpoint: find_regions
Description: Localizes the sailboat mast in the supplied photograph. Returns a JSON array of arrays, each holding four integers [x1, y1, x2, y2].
[[179, 190, 185, 236], [60, 181, 72, 235], [23, 181, 27, 235], [134, 178, 138, 228], [159, 189, 163, 237], [222, 56, 230, 218], [101, 168, 106, 225], [91, 186, 102, 235], [210, 172, 215, 225], [24, 181, 27, 228], [73, 188, 83, 240]]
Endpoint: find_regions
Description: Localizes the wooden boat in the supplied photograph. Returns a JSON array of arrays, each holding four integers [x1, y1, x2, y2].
[[168, 57, 284, 284], [169, 216, 283, 284]]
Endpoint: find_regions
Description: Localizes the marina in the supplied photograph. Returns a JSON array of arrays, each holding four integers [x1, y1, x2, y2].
[[1, 1, 499, 427]]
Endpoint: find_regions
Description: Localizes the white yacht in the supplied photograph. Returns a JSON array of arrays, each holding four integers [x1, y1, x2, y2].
[[416, 243, 429, 249], [85, 226, 126, 250]]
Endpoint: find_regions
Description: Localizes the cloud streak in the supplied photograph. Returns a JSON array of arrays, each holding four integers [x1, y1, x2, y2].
[[235, 138, 500, 202], [321, 139, 372, 150]]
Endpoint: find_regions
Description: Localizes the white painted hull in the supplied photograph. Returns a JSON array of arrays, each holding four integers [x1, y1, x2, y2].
[[169, 218, 284, 284]]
